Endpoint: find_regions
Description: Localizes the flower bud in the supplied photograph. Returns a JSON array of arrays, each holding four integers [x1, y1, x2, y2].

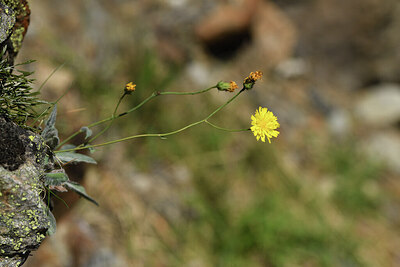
[[217, 81, 238, 92], [243, 71, 263, 90]]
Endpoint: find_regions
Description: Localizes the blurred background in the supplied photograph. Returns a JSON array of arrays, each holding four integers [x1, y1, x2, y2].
[[19, 0, 400, 266]]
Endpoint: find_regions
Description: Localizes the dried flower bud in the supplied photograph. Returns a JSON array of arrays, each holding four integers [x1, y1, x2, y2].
[[243, 71, 263, 90]]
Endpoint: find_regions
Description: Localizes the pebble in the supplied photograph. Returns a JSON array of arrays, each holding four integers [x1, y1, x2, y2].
[[328, 108, 352, 138], [363, 131, 400, 174], [275, 58, 310, 79], [355, 83, 400, 127]]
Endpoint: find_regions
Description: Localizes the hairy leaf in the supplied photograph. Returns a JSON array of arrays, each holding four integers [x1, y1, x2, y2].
[[46, 211, 57, 236], [56, 152, 97, 165], [64, 181, 99, 206], [44, 171, 69, 186]]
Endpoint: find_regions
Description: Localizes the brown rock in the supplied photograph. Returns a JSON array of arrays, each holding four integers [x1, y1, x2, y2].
[[195, 0, 259, 44], [252, 1, 297, 67], [194, 0, 296, 64]]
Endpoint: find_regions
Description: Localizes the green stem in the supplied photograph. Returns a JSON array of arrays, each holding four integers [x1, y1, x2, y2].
[[158, 86, 215, 96], [38, 63, 65, 92], [56, 120, 204, 153], [205, 89, 242, 120], [204, 120, 249, 132], [55, 88, 243, 153], [86, 92, 126, 144], [56, 85, 216, 149], [31, 86, 70, 127]]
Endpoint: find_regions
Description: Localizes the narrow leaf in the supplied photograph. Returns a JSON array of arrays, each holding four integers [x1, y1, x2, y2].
[[41, 105, 59, 149], [46, 211, 57, 236], [44, 105, 57, 129], [64, 181, 99, 206], [59, 144, 76, 150], [17, 70, 34, 76], [56, 152, 97, 164], [15, 59, 36, 66]]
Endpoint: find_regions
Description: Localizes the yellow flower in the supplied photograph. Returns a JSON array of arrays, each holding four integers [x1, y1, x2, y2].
[[125, 82, 136, 93], [250, 107, 280, 143], [243, 71, 263, 90], [228, 81, 238, 92], [249, 71, 263, 81]]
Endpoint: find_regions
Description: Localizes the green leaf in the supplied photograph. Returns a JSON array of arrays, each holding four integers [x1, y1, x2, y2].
[[15, 59, 36, 66], [41, 105, 59, 149], [28, 91, 41, 96], [56, 152, 97, 164], [80, 126, 92, 139], [60, 144, 76, 150], [17, 70, 34, 76], [44, 171, 69, 186], [64, 181, 99, 206], [46, 210, 57, 236], [43, 105, 57, 130]]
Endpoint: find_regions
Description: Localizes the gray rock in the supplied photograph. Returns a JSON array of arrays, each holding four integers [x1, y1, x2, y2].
[[186, 61, 211, 86], [0, 2, 15, 43], [275, 58, 309, 79], [363, 131, 400, 174], [0, 117, 50, 266], [328, 109, 352, 138], [355, 84, 400, 126], [85, 248, 124, 267]]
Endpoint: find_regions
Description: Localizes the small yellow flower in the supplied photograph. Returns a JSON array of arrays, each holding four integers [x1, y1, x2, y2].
[[250, 107, 280, 143], [250, 71, 263, 81], [125, 82, 136, 93], [228, 81, 238, 92], [243, 71, 263, 90]]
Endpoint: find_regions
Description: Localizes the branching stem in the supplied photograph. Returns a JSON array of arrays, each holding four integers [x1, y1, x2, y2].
[[55, 88, 248, 153]]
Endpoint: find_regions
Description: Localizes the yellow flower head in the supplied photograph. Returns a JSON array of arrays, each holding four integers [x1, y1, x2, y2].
[[125, 82, 136, 93], [250, 71, 263, 81], [228, 81, 238, 92], [250, 107, 280, 143], [243, 71, 263, 90]]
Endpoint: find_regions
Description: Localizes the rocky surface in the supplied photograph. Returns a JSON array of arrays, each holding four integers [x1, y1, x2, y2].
[[0, 117, 50, 266], [0, 0, 30, 64]]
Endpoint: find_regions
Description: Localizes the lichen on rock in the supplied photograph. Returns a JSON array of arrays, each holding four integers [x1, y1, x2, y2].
[[0, 0, 30, 63], [0, 2, 15, 44], [0, 117, 50, 266]]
